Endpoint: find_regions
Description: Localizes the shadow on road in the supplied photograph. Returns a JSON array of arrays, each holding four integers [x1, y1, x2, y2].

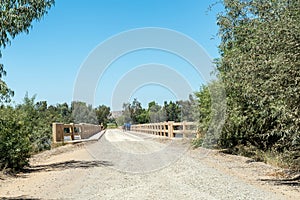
[[22, 160, 113, 174], [259, 174, 300, 186], [1, 195, 40, 200]]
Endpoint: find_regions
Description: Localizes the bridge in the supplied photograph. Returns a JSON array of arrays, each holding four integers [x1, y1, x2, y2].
[[52, 121, 199, 143]]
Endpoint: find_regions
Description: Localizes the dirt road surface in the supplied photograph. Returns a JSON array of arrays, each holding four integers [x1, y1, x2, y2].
[[0, 129, 299, 199]]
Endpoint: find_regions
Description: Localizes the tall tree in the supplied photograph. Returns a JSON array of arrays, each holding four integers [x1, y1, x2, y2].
[[177, 94, 198, 122], [148, 101, 165, 123], [95, 105, 111, 128], [0, 0, 55, 103], [163, 101, 181, 122], [71, 101, 98, 124], [216, 0, 300, 157]]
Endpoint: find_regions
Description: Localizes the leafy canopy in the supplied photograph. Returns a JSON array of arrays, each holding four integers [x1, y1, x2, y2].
[[0, 0, 55, 103]]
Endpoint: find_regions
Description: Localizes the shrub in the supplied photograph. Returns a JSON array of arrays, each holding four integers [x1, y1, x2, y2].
[[0, 107, 31, 172]]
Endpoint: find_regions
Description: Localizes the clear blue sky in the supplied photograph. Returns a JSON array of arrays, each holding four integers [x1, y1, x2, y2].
[[1, 0, 223, 110]]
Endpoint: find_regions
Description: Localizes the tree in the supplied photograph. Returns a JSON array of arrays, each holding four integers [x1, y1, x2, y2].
[[177, 94, 198, 122], [194, 81, 226, 147], [163, 101, 181, 122], [95, 105, 111, 128], [148, 101, 165, 123], [47, 103, 72, 124], [16, 94, 52, 152], [195, 86, 211, 133], [71, 101, 97, 124], [0, 0, 55, 103], [129, 98, 143, 124], [120, 102, 132, 124], [0, 106, 31, 171], [216, 0, 300, 166]]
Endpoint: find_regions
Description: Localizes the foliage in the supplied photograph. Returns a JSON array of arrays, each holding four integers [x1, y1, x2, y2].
[[177, 94, 198, 122], [117, 99, 149, 125], [195, 86, 212, 133], [0, 0, 55, 48], [47, 102, 73, 123], [15, 94, 73, 153], [16, 94, 53, 152], [0, 92, 115, 171], [106, 123, 117, 129], [163, 101, 181, 122], [194, 81, 226, 147], [71, 101, 98, 124], [213, 0, 300, 168], [116, 103, 132, 125], [0, 69, 14, 103], [0, 0, 55, 104], [0, 106, 31, 171], [95, 105, 111, 128], [117, 98, 198, 125], [129, 98, 149, 124], [148, 101, 166, 123]]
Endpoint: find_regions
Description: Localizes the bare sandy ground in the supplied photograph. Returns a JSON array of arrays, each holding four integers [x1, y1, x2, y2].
[[0, 129, 299, 199]]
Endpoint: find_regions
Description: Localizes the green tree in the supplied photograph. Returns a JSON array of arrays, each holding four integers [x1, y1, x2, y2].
[[148, 101, 165, 123], [71, 101, 97, 124], [118, 102, 132, 125], [16, 94, 52, 152], [117, 99, 150, 125], [95, 105, 111, 128], [0, 0, 55, 103], [163, 101, 181, 122], [216, 0, 300, 166], [177, 94, 198, 122], [135, 109, 149, 124], [0, 106, 31, 171], [129, 98, 143, 124], [195, 86, 211, 133], [48, 102, 73, 123], [194, 81, 226, 147]]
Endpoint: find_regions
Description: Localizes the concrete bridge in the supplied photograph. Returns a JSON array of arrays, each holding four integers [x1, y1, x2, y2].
[[52, 121, 199, 143]]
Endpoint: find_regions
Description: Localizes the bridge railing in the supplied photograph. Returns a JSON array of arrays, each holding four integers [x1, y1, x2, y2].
[[130, 121, 198, 138], [52, 123, 103, 143]]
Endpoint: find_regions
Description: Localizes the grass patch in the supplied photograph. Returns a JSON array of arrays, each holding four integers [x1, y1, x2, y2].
[[107, 123, 118, 129], [222, 145, 300, 171]]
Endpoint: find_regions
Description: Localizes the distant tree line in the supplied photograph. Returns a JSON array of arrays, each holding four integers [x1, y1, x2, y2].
[[116, 95, 198, 125]]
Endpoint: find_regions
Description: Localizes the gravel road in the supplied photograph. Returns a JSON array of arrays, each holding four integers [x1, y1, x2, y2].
[[0, 129, 299, 199]]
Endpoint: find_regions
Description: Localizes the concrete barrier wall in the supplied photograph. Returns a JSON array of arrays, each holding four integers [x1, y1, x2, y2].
[[52, 123, 102, 143], [79, 123, 102, 139]]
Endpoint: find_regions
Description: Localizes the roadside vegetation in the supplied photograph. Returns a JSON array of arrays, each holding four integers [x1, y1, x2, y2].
[[194, 0, 300, 170], [0, 94, 112, 172], [0, 0, 111, 171]]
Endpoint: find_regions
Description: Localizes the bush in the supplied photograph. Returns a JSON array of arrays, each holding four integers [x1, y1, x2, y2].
[[211, 0, 300, 170], [0, 107, 31, 172]]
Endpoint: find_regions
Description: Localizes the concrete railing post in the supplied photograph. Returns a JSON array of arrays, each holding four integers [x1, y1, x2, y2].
[[168, 121, 174, 138], [183, 121, 187, 139]]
